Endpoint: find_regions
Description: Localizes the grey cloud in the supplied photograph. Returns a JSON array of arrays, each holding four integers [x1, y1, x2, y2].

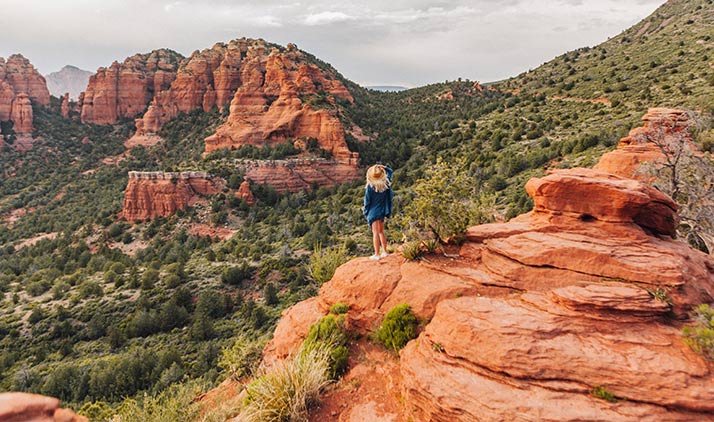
[[0, 0, 666, 87]]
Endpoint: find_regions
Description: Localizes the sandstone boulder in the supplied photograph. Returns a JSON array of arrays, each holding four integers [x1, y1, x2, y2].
[[0, 392, 87, 422]]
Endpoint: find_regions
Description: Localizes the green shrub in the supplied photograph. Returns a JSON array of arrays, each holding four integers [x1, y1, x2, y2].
[[683, 303, 714, 359], [307, 243, 350, 285], [401, 240, 422, 261], [221, 263, 253, 285], [591, 385, 619, 402], [375, 304, 418, 352], [106, 381, 242, 422], [303, 315, 349, 379], [242, 344, 332, 422], [329, 303, 349, 315], [399, 157, 477, 243], [219, 336, 267, 381]]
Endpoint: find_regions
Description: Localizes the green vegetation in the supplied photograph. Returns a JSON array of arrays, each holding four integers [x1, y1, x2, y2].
[[329, 302, 349, 315], [1, 0, 714, 414], [400, 240, 423, 261], [591, 385, 619, 403], [307, 243, 350, 284], [683, 303, 714, 359], [303, 315, 349, 379], [374, 304, 419, 352], [242, 344, 332, 422]]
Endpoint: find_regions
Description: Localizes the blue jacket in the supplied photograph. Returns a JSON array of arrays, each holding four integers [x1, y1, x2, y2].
[[363, 166, 393, 226]]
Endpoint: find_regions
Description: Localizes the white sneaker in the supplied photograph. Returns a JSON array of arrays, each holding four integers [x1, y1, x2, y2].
[[380, 252, 388, 258], [369, 255, 381, 261]]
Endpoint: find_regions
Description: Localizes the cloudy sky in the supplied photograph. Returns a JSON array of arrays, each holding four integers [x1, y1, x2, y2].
[[0, 0, 664, 87]]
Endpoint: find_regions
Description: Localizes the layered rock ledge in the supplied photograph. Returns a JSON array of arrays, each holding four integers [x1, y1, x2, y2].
[[264, 167, 714, 422]]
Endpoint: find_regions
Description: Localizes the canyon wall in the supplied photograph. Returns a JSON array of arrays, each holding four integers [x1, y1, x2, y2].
[[241, 158, 361, 193]]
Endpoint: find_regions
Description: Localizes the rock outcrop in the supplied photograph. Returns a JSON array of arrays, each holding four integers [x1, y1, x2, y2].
[[235, 180, 256, 205], [121, 171, 225, 221], [594, 108, 690, 179], [241, 158, 361, 193], [0, 392, 87, 422], [263, 167, 714, 421], [60, 93, 70, 118], [80, 49, 184, 125], [9, 93, 33, 133], [0, 54, 50, 136], [204, 42, 356, 160]]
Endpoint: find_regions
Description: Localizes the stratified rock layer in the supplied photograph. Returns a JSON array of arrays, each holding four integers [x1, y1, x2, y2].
[[241, 158, 361, 193], [80, 49, 183, 124], [122, 171, 225, 221], [594, 108, 691, 179], [263, 167, 714, 422], [0, 392, 87, 422]]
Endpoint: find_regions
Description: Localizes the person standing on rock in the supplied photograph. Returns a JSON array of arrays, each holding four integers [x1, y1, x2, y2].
[[363, 164, 393, 260]]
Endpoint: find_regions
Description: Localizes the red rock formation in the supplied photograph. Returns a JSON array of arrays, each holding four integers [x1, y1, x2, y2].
[[204, 42, 356, 160], [10, 93, 33, 133], [260, 167, 714, 421], [235, 180, 256, 205], [60, 93, 70, 118], [594, 108, 691, 179], [0, 54, 49, 137], [241, 158, 361, 193], [122, 171, 224, 221], [0, 54, 50, 106], [80, 49, 183, 124], [132, 39, 248, 136], [0, 392, 87, 422]]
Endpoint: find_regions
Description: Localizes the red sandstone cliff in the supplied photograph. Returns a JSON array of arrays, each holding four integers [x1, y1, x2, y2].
[[255, 165, 714, 421], [121, 171, 225, 221], [594, 108, 691, 179], [80, 49, 183, 124], [0, 54, 50, 135], [204, 42, 355, 160]]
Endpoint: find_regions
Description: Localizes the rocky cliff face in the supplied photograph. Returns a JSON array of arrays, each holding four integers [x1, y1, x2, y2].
[[241, 158, 361, 193], [0, 392, 87, 422], [80, 49, 183, 125], [0, 54, 50, 135], [262, 166, 714, 421], [121, 171, 226, 221], [204, 42, 355, 160], [133, 39, 247, 136], [594, 108, 690, 179]]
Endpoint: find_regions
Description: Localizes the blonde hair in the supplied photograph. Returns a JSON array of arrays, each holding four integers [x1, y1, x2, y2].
[[366, 165, 390, 193]]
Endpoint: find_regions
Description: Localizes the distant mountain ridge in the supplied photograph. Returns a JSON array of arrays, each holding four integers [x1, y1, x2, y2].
[[45, 65, 92, 100], [366, 85, 408, 92]]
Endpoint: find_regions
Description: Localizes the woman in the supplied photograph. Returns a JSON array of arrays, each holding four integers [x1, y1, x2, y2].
[[363, 164, 393, 260]]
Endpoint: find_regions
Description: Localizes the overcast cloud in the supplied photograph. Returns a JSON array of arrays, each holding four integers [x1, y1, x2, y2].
[[0, 0, 664, 87]]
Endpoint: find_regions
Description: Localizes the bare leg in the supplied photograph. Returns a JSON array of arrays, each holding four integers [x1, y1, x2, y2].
[[371, 220, 381, 255], [377, 220, 388, 254]]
